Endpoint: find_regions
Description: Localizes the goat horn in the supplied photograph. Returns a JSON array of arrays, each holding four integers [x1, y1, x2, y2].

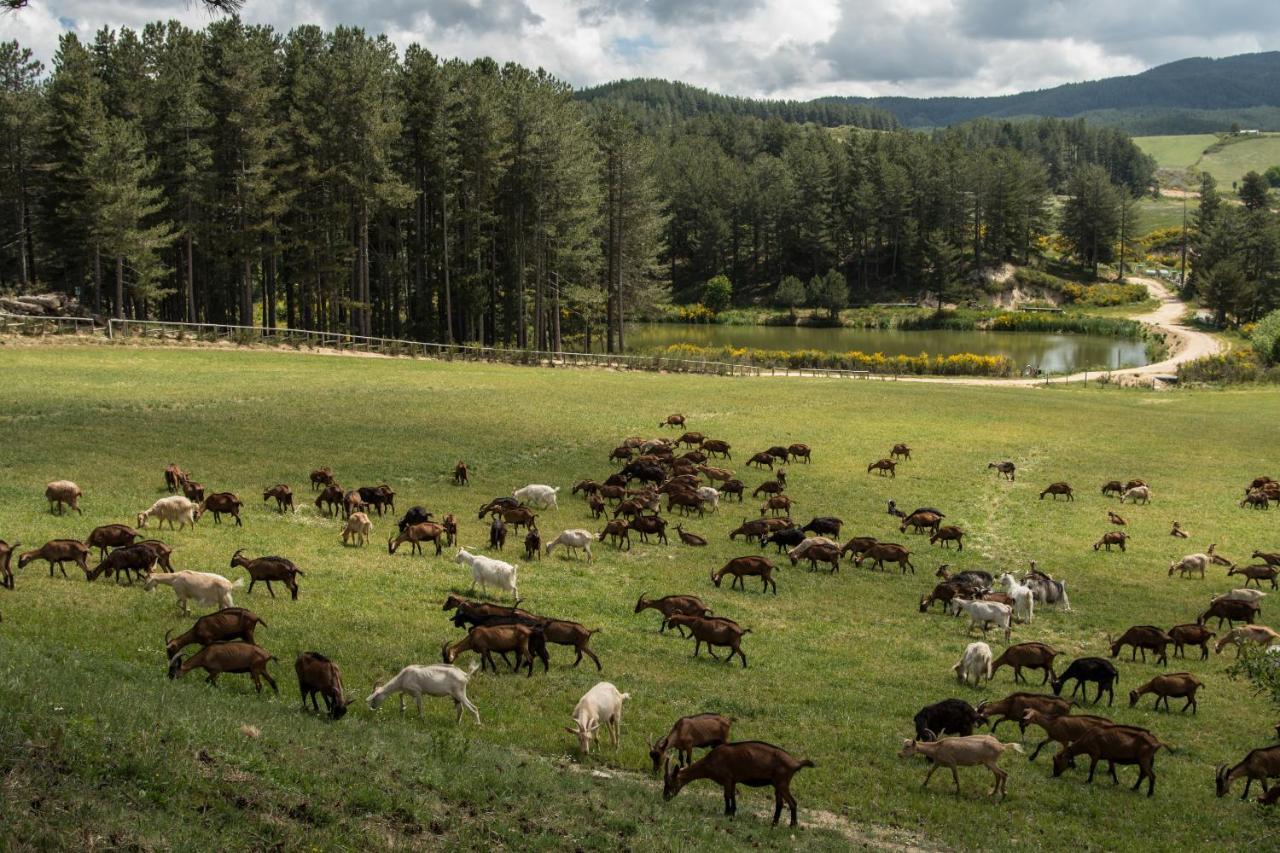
[[164, 628, 173, 643]]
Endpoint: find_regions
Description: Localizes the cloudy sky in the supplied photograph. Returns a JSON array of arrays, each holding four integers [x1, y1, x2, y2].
[[2, 0, 1276, 99]]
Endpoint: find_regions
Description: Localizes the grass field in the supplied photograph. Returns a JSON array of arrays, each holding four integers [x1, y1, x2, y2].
[[1136, 132, 1280, 192], [2, 342, 1279, 851], [1134, 134, 1220, 170]]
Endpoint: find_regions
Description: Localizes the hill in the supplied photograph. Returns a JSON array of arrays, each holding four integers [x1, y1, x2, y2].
[[584, 53, 1280, 133], [1135, 132, 1280, 190]]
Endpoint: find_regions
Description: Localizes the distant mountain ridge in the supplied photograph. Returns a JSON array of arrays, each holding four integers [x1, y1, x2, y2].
[[579, 52, 1280, 134]]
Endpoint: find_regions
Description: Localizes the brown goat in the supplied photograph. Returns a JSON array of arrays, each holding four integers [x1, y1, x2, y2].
[[787, 443, 811, 463], [978, 692, 1073, 734], [165, 607, 266, 658], [86, 523, 140, 559], [664, 742, 812, 826], [1052, 724, 1165, 796], [296, 651, 351, 719], [930, 525, 965, 550], [134, 540, 176, 572], [599, 519, 631, 550], [630, 514, 669, 544], [799, 542, 841, 573], [18, 539, 90, 578], [229, 550, 304, 599], [747, 451, 775, 470], [1109, 625, 1172, 665], [442, 624, 536, 676], [314, 483, 344, 516], [660, 413, 686, 429], [867, 458, 896, 477], [840, 536, 877, 559], [1228, 564, 1279, 590], [1216, 745, 1280, 799], [1021, 708, 1113, 761], [86, 543, 160, 584], [164, 463, 187, 493], [1040, 482, 1074, 501], [0, 539, 16, 590], [711, 556, 777, 594], [1129, 673, 1203, 713], [676, 431, 704, 447], [262, 484, 294, 513], [389, 522, 447, 556], [649, 713, 733, 772], [1199, 597, 1260, 628], [890, 443, 911, 460], [675, 525, 708, 546], [991, 642, 1059, 684], [634, 594, 712, 634], [1101, 480, 1124, 496], [701, 439, 731, 459], [454, 461, 469, 486], [310, 468, 335, 490], [540, 619, 603, 670], [1168, 623, 1215, 660], [900, 510, 942, 535], [168, 641, 279, 694], [1252, 550, 1280, 567], [988, 461, 1016, 481], [665, 615, 751, 667], [759, 494, 794, 517], [1093, 531, 1128, 552], [198, 492, 243, 526], [854, 542, 914, 573]]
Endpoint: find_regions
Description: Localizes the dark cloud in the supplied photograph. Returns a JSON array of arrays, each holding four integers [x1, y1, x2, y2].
[[372, 0, 542, 33], [817, 6, 986, 84], [577, 0, 764, 26]]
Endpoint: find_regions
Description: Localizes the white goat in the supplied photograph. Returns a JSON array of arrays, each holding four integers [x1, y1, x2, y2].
[[144, 570, 242, 615], [545, 529, 594, 562], [342, 511, 372, 546], [786, 536, 839, 563], [513, 484, 559, 510], [454, 548, 518, 600], [695, 486, 720, 511], [1216, 588, 1267, 605], [949, 598, 1013, 641], [137, 495, 198, 531], [1168, 553, 1210, 579], [953, 641, 993, 687], [1119, 485, 1151, 504], [998, 572, 1035, 623], [365, 662, 481, 723], [566, 681, 630, 754]]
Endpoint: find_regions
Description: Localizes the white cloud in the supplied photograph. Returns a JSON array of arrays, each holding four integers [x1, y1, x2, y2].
[[1, 0, 1274, 99]]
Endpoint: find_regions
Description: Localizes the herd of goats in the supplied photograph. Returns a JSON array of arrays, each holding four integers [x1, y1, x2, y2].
[[3, 410, 1280, 829]]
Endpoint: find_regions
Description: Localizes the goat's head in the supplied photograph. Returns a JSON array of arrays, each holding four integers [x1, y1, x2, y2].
[[897, 739, 922, 758], [633, 594, 649, 613], [229, 549, 246, 568], [662, 758, 686, 800], [565, 718, 600, 754], [366, 681, 386, 711], [166, 653, 185, 680]]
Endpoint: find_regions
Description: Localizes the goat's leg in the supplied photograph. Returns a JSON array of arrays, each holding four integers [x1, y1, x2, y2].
[[922, 763, 938, 788], [584, 647, 602, 671], [266, 581, 276, 598], [772, 788, 784, 826], [1028, 738, 1051, 761], [415, 695, 423, 718], [950, 766, 961, 795]]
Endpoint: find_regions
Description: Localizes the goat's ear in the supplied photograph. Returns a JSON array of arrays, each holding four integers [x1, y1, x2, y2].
[[564, 725, 579, 734]]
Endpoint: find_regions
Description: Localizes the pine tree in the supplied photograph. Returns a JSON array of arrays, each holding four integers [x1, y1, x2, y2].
[[1060, 164, 1121, 278], [0, 41, 44, 287]]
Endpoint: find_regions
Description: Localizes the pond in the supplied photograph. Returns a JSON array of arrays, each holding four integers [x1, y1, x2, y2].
[[625, 323, 1150, 373]]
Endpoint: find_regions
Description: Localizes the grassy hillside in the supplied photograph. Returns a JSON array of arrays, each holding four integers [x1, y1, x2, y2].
[[1136, 132, 1280, 191], [1, 343, 1279, 850], [1134, 134, 1220, 170]]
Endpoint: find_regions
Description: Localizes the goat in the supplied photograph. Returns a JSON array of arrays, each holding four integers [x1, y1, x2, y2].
[[991, 642, 1059, 684], [1093, 531, 1128, 552], [145, 571, 242, 615], [567, 682, 630, 754], [854, 542, 915, 573], [314, 484, 345, 516], [988, 461, 1015, 481], [137, 496, 198, 531], [389, 522, 447, 556], [666, 615, 751, 667], [165, 607, 265, 658], [1208, 544, 1235, 567], [937, 565, 994, 587], [664, 742, 813, 826], [544, 529, 594, 562], [587, 493, 606, 519], [455, 548, 518, 600], [948, 598, 1013, 641], [787, 443, 811, 463], [1040, 482, 1074, 501], [649, 713, 733, 772], [539, 618, 603, 670], [1168, 623, 1215, 660], [85, 543, 159, 584], [1228, 564, 1279, 590], [1168, 553, 1210, 579], [1252, 550, 1280, 567], [1217, 588, 1267, 605], [747, 451, 775, 470], [229, 550, 304, 599], [920, 580, 983, 613], [758, 494, 793, 517], [701, 439, 731, 459], [630, 513, 669, 545], [357, 484, 396, 516], [954, 642, 994, 687], [342, 511, 373, 546], [797, 542, 841, 573], [1051, 724, 1165, 796], [134, 540, 175, 572], [309, 467, 335, 490], [660, 413, 685, 429], [0, 539, 15, 590], [899, 735, 1021, 800], [1119, 485, 1151, 504], [840, 535, 878, 560], [1020, 563, 1072, 610], [295, 652, 351, 719], [489, 515, 507, 551], [443, 623, 536, 676], [751, 480, 784, 499], [453, 461, 469, 486], [1216, 745, 1280, 800], [977, 692, 1073, 734], [168, 641, 278, 694], [1108, 626, 1172, 666], [914, 699, 987, 741], [797, 517, 842, 539], [396, 506, 434, 532], [763, 527, 806, 554], [997, 572, 1035, 623], [1214, 625, 1280, 657], [182, 477, 205, 503], [676, 431, 704, 447], [1102, 480, 1125, 496], [263, 484, 294, 513], [197, 492, 243, 526], [890, 443, 911, 460], [900, 511, 942, 535], [524, 527, 542, 560], [18, 539, 90, 578], [164, 463, 187, 493], [1199, 597, 1261, 628], [719, 479, 745, 501], [930, 526, 965, 550], [1108, 510, 1127, 526], [1022, 708, 1113, 762], [1129, 673, 1203, 713], [1052, 657, 1120, 705], [634, 594, 712, 634], [366, 662, 481, 723], [675, 525, 708, 546], [44, 480, 83, 515], [867, 458, 896, 477], [85, 524, 140, 559], [477, 496, 519, 519], [495, 506, 537, 532], [598, 519, 631, 550], [514, 484, 560, 510], [1170, 521, 1189, 538], [711, 556, 777, 594]]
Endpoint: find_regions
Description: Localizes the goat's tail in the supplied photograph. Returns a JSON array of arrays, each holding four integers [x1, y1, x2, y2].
[[231, 578, 245, 589], [799, 759, 816, 769], [466, 660, 481, 678], [741, 628, 753, 635], [293, 568, 305, 576], [1006, 742, 1025, 754], [588, 628, 602, 636]]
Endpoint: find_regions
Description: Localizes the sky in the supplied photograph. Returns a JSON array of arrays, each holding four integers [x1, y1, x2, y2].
[[2, 0, 1277, 99]]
